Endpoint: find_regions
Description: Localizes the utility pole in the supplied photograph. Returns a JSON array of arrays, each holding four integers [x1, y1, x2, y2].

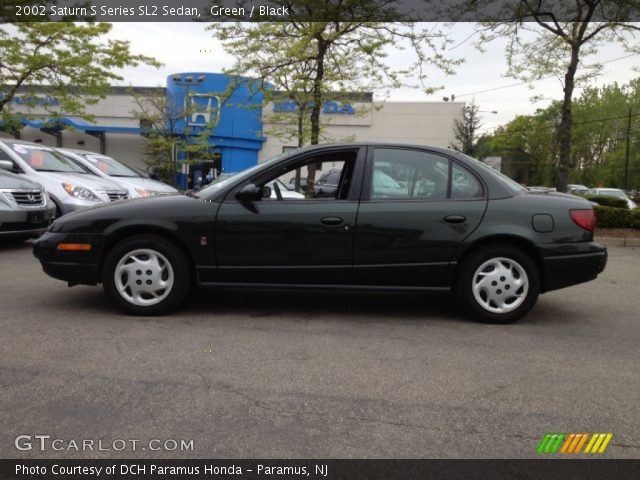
[[624, 105, 632, 191]]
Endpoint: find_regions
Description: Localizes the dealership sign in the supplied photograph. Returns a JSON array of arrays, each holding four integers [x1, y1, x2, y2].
[[273, 100, 356, 115], [0, 94, 59, 106]]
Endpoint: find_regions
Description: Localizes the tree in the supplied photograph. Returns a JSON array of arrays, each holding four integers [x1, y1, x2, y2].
[[452, 101, 484, 156], [475, 0, 640, 192], [130, 85, 231, 186], [210, 0, 460, 189], [0, 22, 159, 120]]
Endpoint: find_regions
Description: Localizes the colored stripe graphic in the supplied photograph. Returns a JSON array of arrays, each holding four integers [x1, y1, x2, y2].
[[537, 433, 565, 454], [585, 433, 613, 453], [539, 433, 613, 454]]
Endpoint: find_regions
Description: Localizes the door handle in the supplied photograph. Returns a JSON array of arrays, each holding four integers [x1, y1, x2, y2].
[[321, 216, 344, 226], [443, 215, 466, 224]]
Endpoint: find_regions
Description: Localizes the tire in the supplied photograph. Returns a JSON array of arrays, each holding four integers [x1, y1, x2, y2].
[[102, 234, 191, 315], [455, 244, 540, 324]]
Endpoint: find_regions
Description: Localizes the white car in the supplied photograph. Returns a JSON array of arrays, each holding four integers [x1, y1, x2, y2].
[[58, 148, 178, 199], [0, 139, 128, 217], [587, 188, 637, 209]]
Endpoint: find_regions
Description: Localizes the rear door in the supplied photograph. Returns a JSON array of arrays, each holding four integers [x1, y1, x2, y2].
[[354, 146, 488, 287]]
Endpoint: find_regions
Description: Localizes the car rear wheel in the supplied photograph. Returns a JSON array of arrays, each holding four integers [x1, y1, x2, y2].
[[102, 234, 191, 315], [455, 244, 540, 324]]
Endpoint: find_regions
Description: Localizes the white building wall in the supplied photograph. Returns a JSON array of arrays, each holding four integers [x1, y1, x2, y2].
[[7, 91, 463, 170], [259, 101, 464, 162]]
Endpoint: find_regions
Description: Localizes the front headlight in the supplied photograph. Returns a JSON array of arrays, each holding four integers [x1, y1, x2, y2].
[[62, 183, 101, 202], [135, 187, 156, 197]]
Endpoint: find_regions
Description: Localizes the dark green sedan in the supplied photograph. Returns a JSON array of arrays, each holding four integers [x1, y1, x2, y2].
[[33, 143, 607, 323]]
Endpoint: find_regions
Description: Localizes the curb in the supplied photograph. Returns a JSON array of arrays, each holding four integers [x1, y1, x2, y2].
[[597, 237, 640, 248]]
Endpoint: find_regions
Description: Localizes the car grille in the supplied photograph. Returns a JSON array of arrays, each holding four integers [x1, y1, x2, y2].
[[106, 191, 129, 201], [0, 189, 45, 207]]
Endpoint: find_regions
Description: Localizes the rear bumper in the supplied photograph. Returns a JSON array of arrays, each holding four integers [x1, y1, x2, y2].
[[539, 241, 607, 292]]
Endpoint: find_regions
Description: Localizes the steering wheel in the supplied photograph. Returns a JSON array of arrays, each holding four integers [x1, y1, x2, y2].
[[272, 181, 283, 201]]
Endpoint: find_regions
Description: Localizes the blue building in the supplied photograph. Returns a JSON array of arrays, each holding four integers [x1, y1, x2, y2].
[[166, 72, 266, 188]]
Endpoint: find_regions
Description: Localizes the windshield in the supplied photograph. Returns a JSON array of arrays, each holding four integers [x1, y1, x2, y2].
[[83, 154, 141, 177], [9, 142, 90, 174], [598, 189, 627, 199], [195, 150, 299, 198], [458, 152, 527, 194]]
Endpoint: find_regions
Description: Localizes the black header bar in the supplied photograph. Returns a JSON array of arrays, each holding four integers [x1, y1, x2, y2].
[[3, 0, 639, 22]]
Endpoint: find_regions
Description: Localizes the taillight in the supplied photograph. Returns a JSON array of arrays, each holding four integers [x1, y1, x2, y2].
[[570, 209, 595, 232]]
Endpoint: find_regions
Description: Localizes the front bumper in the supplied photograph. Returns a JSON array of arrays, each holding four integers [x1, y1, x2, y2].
[[33, 231, 105, 285], [0, 204, 56, 237], [538, 241, 607, 292]]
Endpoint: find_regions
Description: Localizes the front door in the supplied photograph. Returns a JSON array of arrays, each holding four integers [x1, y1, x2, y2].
[[215, 148, 365, 285]]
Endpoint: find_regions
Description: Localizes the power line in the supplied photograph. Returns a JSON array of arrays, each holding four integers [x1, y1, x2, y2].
[[455, 53, 639, 99], [479, 111, 640, 138]]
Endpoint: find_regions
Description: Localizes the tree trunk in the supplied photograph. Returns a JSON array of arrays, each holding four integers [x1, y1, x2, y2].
[[556, 44, 580, 193], [306, 37, 327, 197]]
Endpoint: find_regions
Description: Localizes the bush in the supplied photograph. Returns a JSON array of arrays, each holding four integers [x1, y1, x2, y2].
[[584, 195, 628, 208], [632, 209, 640, 229], [594, 206, 634, 228]]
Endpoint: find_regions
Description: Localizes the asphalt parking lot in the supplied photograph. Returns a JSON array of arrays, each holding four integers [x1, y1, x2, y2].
[[1, 240, 639, 459]]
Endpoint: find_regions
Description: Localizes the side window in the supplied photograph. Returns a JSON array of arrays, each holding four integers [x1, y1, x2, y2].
[[451, 163, 483, 198], [371, 148, 449, 200], [259, 151, 357, 201]]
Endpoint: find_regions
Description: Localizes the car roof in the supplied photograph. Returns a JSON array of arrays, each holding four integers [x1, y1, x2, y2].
[[59, 148, 104, 156], [295, 142, 458, 155]]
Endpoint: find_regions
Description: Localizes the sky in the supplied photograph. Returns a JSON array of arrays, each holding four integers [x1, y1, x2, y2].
[[107, 22, 640, 134]]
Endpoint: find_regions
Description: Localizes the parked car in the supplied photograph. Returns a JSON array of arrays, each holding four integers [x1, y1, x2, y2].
[[58, 148, 178, 198], [587, 188, 637, 209], [33, 143, 607, 323], [0, 166, 55, 240], [202, 173, 303, 199], [0, 139, 129, 217], [568, 184, 589, 195]]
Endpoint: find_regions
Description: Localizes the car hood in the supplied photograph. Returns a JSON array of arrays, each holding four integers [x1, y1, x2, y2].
[[111, 176, 178, 193], [39, 172, 124, 191], [49, 194, 209, 233], [0, 169, 42, 190]]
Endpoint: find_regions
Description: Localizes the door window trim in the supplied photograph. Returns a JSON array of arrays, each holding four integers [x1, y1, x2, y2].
[[223, 146, 367, 204], [361, 146, 486, 202]]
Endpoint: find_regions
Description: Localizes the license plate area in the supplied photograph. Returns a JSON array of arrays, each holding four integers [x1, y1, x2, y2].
[[28, 211, 45, 224]]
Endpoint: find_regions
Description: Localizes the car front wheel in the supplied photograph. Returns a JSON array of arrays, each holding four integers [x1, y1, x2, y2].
[[455, 244, 540, 324], [102, 234, 191, 315]]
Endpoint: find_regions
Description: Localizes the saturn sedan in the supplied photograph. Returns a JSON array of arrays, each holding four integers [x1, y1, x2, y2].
[[33, 143, 607, 323]]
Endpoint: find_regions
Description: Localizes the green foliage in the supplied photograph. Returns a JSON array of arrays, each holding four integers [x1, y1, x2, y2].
[[632, 209, 640, 229], [594, 206, 634, 228], [129, 86, 229, 187], [209, 2, 461, 148], [451, 100, 485, 157], [584, 195, 628, 209], [474, 0, 640, 192], [0, 23, 160, 120], [483, 77, 640, 190]]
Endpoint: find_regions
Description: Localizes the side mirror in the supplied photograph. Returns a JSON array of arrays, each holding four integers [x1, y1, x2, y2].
[[0, 160, 13, 171], [236, 183, 263, 202]]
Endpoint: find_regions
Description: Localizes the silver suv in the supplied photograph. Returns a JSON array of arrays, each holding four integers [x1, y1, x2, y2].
[[0, 165, 55, 240], [0, 139, 129, 217]]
